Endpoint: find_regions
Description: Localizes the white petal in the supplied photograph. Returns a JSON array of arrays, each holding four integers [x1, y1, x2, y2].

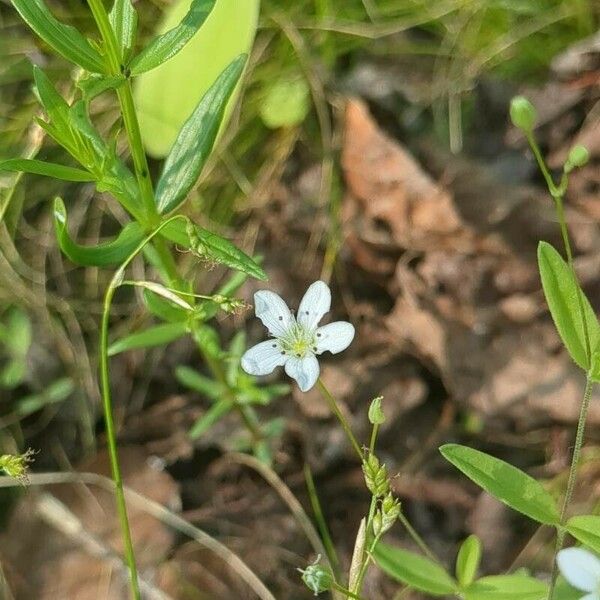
[[580, 594, 600, 600], [315, 321, 355, 355], [241, 340, 287, 376], [254, 290, 294, 337], [285, 355, 320, 392], [557, 548, 600, 592], [298, 281, 331, 331]]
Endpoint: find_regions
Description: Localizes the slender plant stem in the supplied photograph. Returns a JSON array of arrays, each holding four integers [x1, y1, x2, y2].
[[100, 277, 141, 600], [331, 582, 365, 600], [86, 0, 156, 223], [317, 378, 363, 461], [547, 374, 594, 599], [397, 511, 440, 564], [97, 216, 186, 600], [353, 532, 382, 594], [303, 463, 341, 579]]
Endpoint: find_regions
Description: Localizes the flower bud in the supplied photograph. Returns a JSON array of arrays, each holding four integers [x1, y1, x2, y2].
[[362, 454, 390, 497], [298, 559, 333, 595], [380, 492, 401, 533], [565, 144, 589, 173], [510, 96, 537, 132], [368, 396, 385, 425]]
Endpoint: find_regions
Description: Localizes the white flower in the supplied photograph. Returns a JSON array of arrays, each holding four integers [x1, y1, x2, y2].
[[557, 547, 600, 600], [241, 280, 355, 392]]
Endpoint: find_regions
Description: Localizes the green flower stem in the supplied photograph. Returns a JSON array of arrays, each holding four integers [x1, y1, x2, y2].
[[98, 215, 186, 600], [397, 510, 440, 565], [317, 378, 363, 461], [525, 133, 591, 361], [331, 582, 364, 600], [304, 463, 341, 579], [548, 374, 594, 599], [353, 531, 383, 594]]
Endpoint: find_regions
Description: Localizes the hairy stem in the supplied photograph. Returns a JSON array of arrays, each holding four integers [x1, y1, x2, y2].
[[547, 375, 594, 599]]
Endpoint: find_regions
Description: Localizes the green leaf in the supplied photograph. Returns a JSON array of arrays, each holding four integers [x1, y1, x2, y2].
[[566, 515, 600, 553], [0, 159, 95, 182], [189, 399, 232, 439], [15, 377, 74, 417], [53, 198, 144, 267], [121, 281, 193, 311], [260, 78, 310, 129], [33, 66, 71, 132], [176, 366, 224, 400], [0, 360, 26, 389], [108, 321, 188, 356], [440, 444, 560, 525], [161, 219, 267, 281], [538, 241, 600, 371], [11, 0, 105, 73], [134, 0, 259, 158], [143, 289, 189, 323], [155, 55, 246, 214], [464, 575, 548, 600], [4, 307, 32, 357], [373, 543, 458, 596], [109, 0, 138, 62], [456, 535, 482, 588], [192, 324, 222, 359], [77, 74, 125, 102], [129, 0, 216, 76]]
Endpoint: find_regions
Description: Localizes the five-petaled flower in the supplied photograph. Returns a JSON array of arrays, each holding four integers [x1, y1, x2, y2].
[[241, 281, 355, 392], [557, 547, 600, 600]]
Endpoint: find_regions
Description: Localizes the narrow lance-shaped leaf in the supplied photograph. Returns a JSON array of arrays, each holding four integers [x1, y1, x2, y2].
[[129, 0, 216, 75], [155, 55, 246, 214], [109, 0, 138, 62], [11, 0, 105, 73], [160, 218, 267, 281], [33, 66, 71, 131], [464, 575, 548, 600], [440, 444, 560, 525], [456, 535, 482, 588], [373, 543, 458, 596], [538, 241, 600, 371], [0, 159, 95, 182], [566, 515, 600, 554], [189, 399, 232, 439], [53, 198, 144, 267], [108, 321, 188, 356]]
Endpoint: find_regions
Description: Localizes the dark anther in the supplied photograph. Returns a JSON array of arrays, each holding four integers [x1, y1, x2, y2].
[[278, 316, 283, 321], [281, 351, 286, 355], [317, 333, 322, 337], [272, 343, 277, 348]]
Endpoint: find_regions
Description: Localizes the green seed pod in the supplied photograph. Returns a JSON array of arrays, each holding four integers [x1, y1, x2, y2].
[[565, 144, 590, 173], [368, 396, 385, 425], [510, 96, 537, 132], [299, 560, 333, 596]]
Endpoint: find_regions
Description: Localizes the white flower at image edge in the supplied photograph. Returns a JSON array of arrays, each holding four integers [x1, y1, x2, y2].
[[557, 547, 600, 600], [241, 281, 355, 392]]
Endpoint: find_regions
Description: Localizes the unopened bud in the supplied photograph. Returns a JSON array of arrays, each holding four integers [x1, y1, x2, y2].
[[368, 396, 385, 425], [510, 96, 537, 132], [298, 557, 333, 596], [374, 493, 400, 535], [565, 144, 589, 173], [363, 454, 390, 497]]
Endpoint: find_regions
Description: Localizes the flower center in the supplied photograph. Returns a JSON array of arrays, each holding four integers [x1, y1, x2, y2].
[[280, 323, 316, 358]]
